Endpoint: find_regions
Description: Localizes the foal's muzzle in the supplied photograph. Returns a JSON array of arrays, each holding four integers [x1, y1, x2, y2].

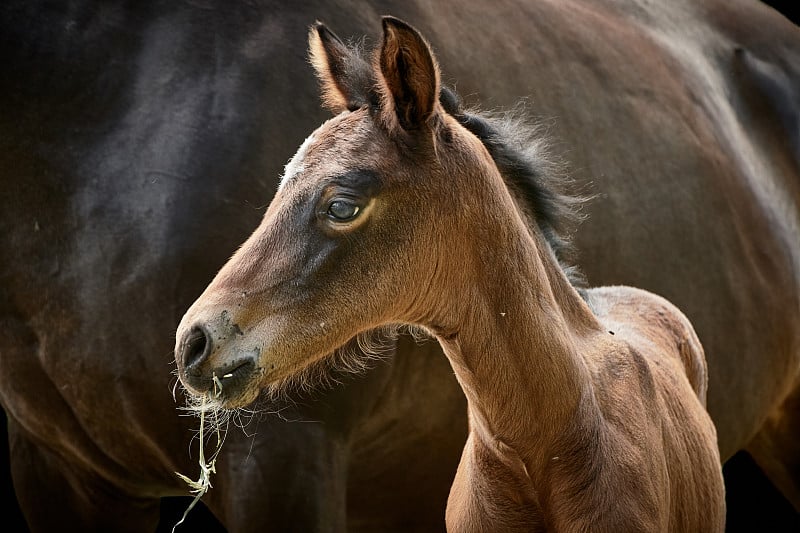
[[176, 321, 258, 400]]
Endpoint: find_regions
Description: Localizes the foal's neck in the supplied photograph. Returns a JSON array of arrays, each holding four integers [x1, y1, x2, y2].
[[436, 177, 605, 484]]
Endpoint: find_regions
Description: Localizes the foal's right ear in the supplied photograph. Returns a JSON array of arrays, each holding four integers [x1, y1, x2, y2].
[[376, 17, 441, 132], [309, 22, 371, 113]]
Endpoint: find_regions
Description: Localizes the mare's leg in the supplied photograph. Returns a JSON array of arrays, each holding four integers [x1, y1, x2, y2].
[[8, 417, 161, 532], [204, 336, 404, 533], [205, 418, 350, 533], [346, 335, 467, 533]]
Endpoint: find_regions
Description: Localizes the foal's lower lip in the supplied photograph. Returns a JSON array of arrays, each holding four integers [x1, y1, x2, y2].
[[211, 358, 257, 396], [221, 360, 252, 379]]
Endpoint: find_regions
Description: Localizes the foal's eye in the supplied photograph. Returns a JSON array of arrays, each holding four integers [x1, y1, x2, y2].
[[326, 200, 360, 221]]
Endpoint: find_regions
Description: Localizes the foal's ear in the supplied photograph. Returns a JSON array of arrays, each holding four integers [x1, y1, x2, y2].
[[376, 16, 441, 131], [309, 22, 371, 113]]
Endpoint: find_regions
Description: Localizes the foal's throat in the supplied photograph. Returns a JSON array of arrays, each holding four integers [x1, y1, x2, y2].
[[437, 225, 603, 477]]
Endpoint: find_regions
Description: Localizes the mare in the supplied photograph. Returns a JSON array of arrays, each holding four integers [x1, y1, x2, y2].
[[176, 17, 727, 532], [1, 0, 798, 531]]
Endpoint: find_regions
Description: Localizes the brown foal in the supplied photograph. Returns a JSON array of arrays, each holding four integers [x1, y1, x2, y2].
[[175, 17, 726, 532]]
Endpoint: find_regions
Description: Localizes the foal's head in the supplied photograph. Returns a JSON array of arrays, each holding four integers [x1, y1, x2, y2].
[[175, 17, 572, 408]]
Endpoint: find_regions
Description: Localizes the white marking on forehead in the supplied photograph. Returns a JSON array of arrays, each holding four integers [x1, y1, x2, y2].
[[279, 130, 317, 191], [277, 112, 350, 191]]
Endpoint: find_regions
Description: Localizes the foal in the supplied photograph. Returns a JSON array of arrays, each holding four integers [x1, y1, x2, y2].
[[175, 17, 726, 532]]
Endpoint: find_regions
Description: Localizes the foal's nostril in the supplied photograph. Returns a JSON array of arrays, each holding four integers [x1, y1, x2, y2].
[[182, 326, 211, 369]]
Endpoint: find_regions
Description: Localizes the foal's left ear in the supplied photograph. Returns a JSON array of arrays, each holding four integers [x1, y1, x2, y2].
[[376, 16, 441, 132], [309, 22, 371, 112]]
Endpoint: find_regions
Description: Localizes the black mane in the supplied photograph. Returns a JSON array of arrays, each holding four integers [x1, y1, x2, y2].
[[439, 86, 585, 283]]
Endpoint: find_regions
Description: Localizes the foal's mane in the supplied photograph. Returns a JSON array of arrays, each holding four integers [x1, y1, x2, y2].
[[438, 86, 585, 284]]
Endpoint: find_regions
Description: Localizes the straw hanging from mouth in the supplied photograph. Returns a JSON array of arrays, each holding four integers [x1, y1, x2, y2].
[[172, 375, 226, 532]]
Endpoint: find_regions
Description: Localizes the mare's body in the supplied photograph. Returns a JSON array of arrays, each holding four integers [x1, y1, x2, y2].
[[1, 0, 797, 530]]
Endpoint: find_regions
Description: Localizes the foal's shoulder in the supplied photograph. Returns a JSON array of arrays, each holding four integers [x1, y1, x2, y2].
[[583, 285, 708, 403], [585, 286, 693, 331]]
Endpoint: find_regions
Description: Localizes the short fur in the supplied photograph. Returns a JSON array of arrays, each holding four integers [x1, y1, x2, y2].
[[175, 16, 726, 532]]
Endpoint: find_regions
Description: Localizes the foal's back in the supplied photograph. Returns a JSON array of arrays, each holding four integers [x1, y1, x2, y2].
[[583, 286, 725, 531]]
